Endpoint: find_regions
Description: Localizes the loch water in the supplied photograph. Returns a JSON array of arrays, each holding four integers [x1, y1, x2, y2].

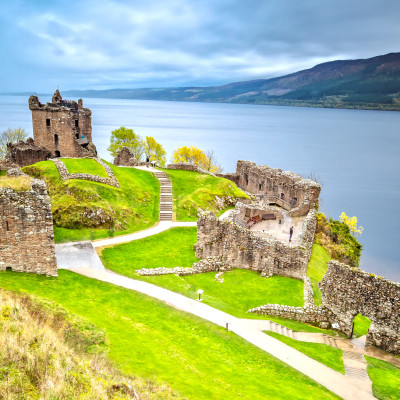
[[1, 95, 399, 281]]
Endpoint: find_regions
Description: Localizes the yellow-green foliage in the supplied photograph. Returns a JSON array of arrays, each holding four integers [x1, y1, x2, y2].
[[0, 290, 178, 400], [0, 176, 32, 191], [315, 212, 362, 267]]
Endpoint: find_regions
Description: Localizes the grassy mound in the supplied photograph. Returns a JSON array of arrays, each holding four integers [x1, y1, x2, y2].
[[0, 289, 176, 400], [23, 160, 159, 243], [162, 169, 248, 221], [266, 331, 345, 374], [366, 357, 400, 400], [61, 157, 109, 177], [315, 213, 362, 267], [101, 227, 304, 317], [306, 244, 331, 305], [0, 270, 339, 400]]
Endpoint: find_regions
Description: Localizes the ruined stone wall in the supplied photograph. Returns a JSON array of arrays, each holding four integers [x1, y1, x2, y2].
[[319, 261, 400, 354], [113, 147, 137, 167], [4, 138, 51, 167], [29, 90, 96, 158], [222, 161, 320, 217], [195, 211, 316, 280], [166, 162, 216, 176], [0, 176, 57, 276]]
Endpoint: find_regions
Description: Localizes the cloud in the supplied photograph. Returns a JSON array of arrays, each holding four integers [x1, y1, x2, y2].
[[1, 0, 399, 91]]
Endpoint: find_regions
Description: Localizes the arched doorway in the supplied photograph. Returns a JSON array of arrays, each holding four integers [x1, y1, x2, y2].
[[55, 150, 61, 158], [351, 313, 371, 338]]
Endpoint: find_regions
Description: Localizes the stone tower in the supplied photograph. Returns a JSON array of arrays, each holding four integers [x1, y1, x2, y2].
[[28, 90, 97, 158]]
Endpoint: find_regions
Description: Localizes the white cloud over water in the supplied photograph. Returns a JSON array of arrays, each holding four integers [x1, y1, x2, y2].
[[1, 0, 399, 91]]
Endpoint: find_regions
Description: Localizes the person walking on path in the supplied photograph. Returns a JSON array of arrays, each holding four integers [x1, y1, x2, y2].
[[289, 226, 294, 242]]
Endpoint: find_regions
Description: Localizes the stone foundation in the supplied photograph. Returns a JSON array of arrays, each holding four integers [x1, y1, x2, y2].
[[0, 176, 57, 276], [3, 138, 51, 168]]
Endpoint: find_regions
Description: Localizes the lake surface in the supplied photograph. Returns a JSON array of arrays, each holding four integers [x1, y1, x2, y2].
[[1, 95, 399, 281]]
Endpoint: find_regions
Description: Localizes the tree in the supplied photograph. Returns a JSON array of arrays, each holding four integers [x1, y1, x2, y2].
[[107, 127, 144, 160], [340, 212, 364, 236], [172, 146, 221, 173], [144, 136, 167, 167], [0, 128, 27, 159], [205, 149, 223, 173]]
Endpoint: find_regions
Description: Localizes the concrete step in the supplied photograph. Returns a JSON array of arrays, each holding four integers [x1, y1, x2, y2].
[[344, 366, 370, 381], [343, 351, 366, 362]]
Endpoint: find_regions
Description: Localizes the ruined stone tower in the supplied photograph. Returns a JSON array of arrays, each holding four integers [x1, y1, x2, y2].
[[28, 90, 97, 158]]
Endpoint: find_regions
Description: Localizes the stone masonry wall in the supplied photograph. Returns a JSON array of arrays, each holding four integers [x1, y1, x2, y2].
[[166, 162, 216, 176], [319, 261, 400, 354], [0, 175, 57, 276], [221, 160, 321, 217], [4, 138, 51, 167], [29, 90, 97, 158], [113, 147, 138, 167], [195, 209, 317, 280], [53, 158, 120, 188]]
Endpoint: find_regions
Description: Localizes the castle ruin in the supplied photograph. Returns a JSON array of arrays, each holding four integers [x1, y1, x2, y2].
[[0, 170, 57, 276], [29, 90, 97, 158]]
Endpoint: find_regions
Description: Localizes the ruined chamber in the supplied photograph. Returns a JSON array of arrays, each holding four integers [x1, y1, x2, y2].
[[28, 90, 97, 158]]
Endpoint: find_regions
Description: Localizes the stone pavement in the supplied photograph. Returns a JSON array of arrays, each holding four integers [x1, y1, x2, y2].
[[61, 266, 375, 400]]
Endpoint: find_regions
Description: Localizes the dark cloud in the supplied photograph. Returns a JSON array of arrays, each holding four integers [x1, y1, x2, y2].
[[1, 0, 399, 91]]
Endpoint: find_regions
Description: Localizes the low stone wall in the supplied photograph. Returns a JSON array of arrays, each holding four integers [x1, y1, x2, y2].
[[195, 209, 316, 280], [0, 177, 57, 276], [166, 162, 216, 176], [137, 257, 229, 276], [319, 260, 400, 354], [52, 158, 120, 188]]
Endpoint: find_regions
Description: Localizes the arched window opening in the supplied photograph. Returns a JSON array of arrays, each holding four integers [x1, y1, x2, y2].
[[54, 134, 59, 148]]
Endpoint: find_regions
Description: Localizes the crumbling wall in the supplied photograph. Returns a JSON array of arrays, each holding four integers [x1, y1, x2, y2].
[[0, 175, 57, 276], [319, 261, 400, 354], [166, 162, 215, 176], [113, 147, 137, 167], [195, 210, 316, 280], [4, 138, 51, 167], [29, 90, 97, 158], [221, 160, 320, 217]]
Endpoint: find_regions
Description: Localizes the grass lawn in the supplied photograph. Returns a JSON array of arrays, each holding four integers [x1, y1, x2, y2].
[[0, 170, 6, 176], [101, 227, 305, 318], [366, 356, 400, 400], [162, 168, 248, 221], [0, 175, 32, 191], [23, 160, 159, 243], [61, 158, 109, 177], [266, 331, 345, 374], [0, 270, 340, 400], [353, 314, 372, 338], [307, 244, 331, 305]]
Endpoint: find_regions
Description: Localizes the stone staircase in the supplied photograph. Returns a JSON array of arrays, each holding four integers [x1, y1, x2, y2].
[[322, 335, 338, 348], [342, 350, 371, 381], [153, 171, 173, 222], [269, 321, 295, 339]]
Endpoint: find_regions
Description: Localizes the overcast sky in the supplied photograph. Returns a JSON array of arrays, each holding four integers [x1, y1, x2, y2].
[[1, 0, 399, 92]]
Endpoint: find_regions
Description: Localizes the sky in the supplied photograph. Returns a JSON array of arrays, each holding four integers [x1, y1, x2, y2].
[[1, 0, 399, 92]]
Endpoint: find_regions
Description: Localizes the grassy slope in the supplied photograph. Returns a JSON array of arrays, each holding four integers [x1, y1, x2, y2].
[[366, 357, 400, 400], [162, 169, 248, 221], [307, 244, 331, 305], [101, 227, 304, 318], [0, 289, 176, 400], [0, 170, 7, 176], [23, 160, 159, 243], [0, 176, 32, 191], [0, 271, 339, 400], [61, 157, 109, 177], [353, 314, 372, 338], [266, 331, 345, 374]]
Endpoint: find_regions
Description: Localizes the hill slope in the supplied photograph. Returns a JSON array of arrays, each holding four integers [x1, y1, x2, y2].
[[64, 52, 400, 110]]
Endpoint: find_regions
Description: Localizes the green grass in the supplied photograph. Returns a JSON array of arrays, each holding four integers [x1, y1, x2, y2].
[[23, 160, 159, 243], [366, 356, 400, 400], [61, 158, 109, 178], [266, 331, 345, 374], [0, 270, 340, 400], [353, 314, 372, 338], [101, 227, 305, 318], [161, 168, 248, 221], [0, 170, 6, 176], [307, 244, 331, 305]]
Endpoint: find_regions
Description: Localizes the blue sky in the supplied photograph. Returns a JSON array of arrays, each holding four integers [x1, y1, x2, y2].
[[1, 0, 399, 92]]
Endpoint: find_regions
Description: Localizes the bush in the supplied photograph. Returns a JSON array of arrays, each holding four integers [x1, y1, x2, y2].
[[315, 213, 362, 267]]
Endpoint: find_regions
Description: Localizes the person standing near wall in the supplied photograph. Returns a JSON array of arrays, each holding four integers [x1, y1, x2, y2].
[[289, 226, 294, 242]]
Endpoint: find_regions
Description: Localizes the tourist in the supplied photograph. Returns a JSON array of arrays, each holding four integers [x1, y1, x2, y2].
[[289, 226, 294, 242]]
